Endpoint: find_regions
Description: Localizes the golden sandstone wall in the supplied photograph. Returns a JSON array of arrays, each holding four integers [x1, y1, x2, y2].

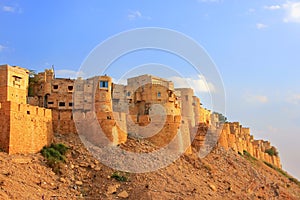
[[218, 122, 281, 168], [0, 64, 53, 154], [72, 76, 127, 145], [27, 69, 281, 168], [0, 64, 28, 104], [4, 102, 52, 154], [29, 69, 76, 135]]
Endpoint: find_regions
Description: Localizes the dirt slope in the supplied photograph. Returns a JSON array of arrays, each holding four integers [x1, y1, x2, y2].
[[0, 134, 299, 200]]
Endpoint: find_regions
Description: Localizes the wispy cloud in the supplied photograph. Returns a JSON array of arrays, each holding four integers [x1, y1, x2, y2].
[[283, 1, 300, 23], [256, 23, 268, 29], [2, 6, 15, 12], [1, 5, 21, 13], [169, 75, 215, 93], [55, 69, 85, 79], [286, 94, 300, 105], [264, 2, 300, 23], [245, 94, 268, 104], [128, 10, 151, 20], [248, 8, 256, 13], [264, 5, 281, 10], [0, 45, 6, 52]]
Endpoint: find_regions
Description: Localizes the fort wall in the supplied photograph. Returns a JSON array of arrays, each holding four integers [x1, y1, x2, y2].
[[0, 64, 53, 154], [27, 70, 282, 168], [0, 101, 52, 154], [218, 122, 281, 168]]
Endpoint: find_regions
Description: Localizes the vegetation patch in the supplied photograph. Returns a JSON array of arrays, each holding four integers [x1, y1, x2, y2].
[[111, 171, 128, 182], [41, 143, 69, 174], [265, 147, 278, 157], [243, 150, 257, 163], [263, 161, 300, 187]]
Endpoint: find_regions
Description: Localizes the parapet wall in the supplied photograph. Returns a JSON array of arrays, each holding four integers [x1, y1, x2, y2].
[[0, 101, 53, 154], [218, 122, 281, 168], [52, 109, 77, 134]]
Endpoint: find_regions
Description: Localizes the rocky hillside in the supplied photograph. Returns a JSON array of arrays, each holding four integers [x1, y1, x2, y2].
[[0, 133, 299, 200]]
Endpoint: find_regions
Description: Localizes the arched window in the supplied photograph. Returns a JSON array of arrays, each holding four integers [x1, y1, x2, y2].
[[157, 92, 161, 97]]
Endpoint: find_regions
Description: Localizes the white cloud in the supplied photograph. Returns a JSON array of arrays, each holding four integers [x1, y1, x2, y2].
[[1, 5, 21, 13], [0, 45, 6, 52], [286, 94, 300, 105], [128, 10, 141, 20], [245, 94, 268, 103], [128, 10, 151, 20], [264, 5, 281, 10], [283, 1, 300, 23], [55, 69, 85, 79], [2, 6, 15, 13], [256, 23, 268, 29], [169, 75, 215, 93], [248, 8, 256, 13]]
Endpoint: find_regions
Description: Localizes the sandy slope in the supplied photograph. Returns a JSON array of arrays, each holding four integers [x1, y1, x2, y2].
[[0, 134, 299, 200]]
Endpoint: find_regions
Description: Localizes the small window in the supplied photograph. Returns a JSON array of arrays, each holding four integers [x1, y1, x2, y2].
[[185, 95, 188, 101], [59, 102, 65, 107], [13, 76, 21, 82], [53, 85, 58, 89], [127, 91, 131, 96], [27, 111, 30, 115], [68, 86, 73, 91], [48, 102, 54, 105], [157, 92, 161, 97], [69, 102, 73, 107], [100, 81, 108, 88]]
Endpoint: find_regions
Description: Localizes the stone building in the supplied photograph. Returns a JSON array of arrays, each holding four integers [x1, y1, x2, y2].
[[73, 75, 127, 146], [0, 64, 52, 154], [29, 70, 127, 145], [27, 69, 281, 168], [112, 75, 188, 152], [28, 69, 77, 134]]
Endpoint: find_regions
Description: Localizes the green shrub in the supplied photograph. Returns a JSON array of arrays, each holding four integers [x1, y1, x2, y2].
[[41, 145, 67, 162], [265, 147, 278, 157], [243, 150, 257, 161], [41, 143, 69, 174], [50, 143, 69, 155], [111, 172, 128, 182], [289, 177, 300, 186]]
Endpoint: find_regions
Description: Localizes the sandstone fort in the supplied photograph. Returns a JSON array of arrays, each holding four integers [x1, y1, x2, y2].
[[0, 64, 281, 168]]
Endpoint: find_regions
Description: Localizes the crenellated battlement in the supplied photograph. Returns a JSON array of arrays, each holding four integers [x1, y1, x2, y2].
[[0, 64, 282, 168], [0, 64, 53, 154], [0, 101, 53, 154], [218, 122, 281, 168]]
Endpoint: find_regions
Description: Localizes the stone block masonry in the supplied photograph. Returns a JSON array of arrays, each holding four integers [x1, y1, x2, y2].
[[27, 68, 282, 168], [217, 122, 281, 168], [0, 101, 53, 154], [0, 64, 53, 154]]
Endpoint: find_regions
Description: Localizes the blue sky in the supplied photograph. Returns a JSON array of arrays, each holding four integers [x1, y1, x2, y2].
[[1, 0, 300, 178]]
